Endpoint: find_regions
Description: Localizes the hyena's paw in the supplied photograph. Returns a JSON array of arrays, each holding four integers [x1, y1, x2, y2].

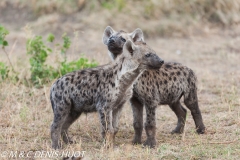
[[132, 137, 142, 145], [171, 127, 184, 134], [196, 126, 205, 134], [143, 138, 156, 148]]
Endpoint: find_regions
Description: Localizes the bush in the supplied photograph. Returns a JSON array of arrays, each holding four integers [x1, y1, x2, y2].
[[27, 35, 53, 85], [26, 33, 98, 86], [0, 62, 9, 81]]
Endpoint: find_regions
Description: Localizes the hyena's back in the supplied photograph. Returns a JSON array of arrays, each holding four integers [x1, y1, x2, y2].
[[133, 62, 197, 105], [50, 69, 102, 114]]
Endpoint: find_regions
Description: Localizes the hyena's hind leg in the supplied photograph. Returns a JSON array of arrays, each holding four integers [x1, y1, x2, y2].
[[130, 96, 144, 144], [51, 103, 70, 149], [61, 110, 82, 144], [50, 94, 71, 149], [184, 90, 205, 134], [184, 71, 205, 134], [169, 100, 187, 134]]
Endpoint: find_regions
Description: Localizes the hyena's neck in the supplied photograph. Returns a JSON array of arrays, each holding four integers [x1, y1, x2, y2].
[[114, 56, 142, 92], [108, 51, 119, 61]]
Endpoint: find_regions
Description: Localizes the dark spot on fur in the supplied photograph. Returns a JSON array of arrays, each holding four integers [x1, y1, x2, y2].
[[169, 77, 172, 81], [165, 64, 172, 69], [177, 71, 181, 75], [89, 72, 93, 76], [162, 72, 166, 77], [77, 85, 81, 90], [61, 82, 64, 90], [183, 72, 187, 76], [64, 97, 70, 105], [187, 77, 191, 84], [81, 70, 86, 74], [174, 77, 177, 81], [164, 80, 167, 84], [97, 81, 100, 87], [66, 77, 69, 81], [56, 94, 62, 101], [119, 64, 122, 71], [54, 114, 61, 122], [111, 82, 115, 88], [110, 73, 113, 78]]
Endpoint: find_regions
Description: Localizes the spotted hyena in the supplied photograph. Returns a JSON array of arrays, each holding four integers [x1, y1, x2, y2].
[[103, 26, 205, 148], [50, 39, 164, 149]]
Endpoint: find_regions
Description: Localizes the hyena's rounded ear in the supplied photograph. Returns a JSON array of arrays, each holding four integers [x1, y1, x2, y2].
[[102, 26, 116, 45], [129, 28, 144, 42], [123, 40, 136, 56]]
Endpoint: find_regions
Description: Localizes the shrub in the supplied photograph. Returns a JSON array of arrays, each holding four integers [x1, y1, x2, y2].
[[26, 33, 98, 86], [0, 62, 9, 81]]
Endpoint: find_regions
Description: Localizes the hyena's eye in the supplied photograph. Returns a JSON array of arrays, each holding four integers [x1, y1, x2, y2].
[[145, 53, 151, 57], [120, 37, 126, 42]]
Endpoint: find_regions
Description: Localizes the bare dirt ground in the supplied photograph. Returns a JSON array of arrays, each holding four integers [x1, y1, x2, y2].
[[0, 2, 240, 160]]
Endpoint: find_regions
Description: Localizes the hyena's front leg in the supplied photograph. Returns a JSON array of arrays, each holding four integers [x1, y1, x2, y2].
[[112, 103, 124, 140], [130, 96, 144, 144], [98, 109, 114, 147], [144, 105, 157, 148]]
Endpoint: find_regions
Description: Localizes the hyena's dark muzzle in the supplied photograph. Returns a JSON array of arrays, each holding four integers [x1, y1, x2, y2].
[[107, 36, 124, 55]]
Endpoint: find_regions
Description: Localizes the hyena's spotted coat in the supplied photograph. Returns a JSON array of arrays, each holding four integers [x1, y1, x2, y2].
[[103, 26, 205, 147], [50, 40, 164, 149]]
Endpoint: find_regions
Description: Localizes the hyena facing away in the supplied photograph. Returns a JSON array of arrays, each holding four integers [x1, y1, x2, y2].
[[50, 40, 164, 149], [103, 26, 205, 148]]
